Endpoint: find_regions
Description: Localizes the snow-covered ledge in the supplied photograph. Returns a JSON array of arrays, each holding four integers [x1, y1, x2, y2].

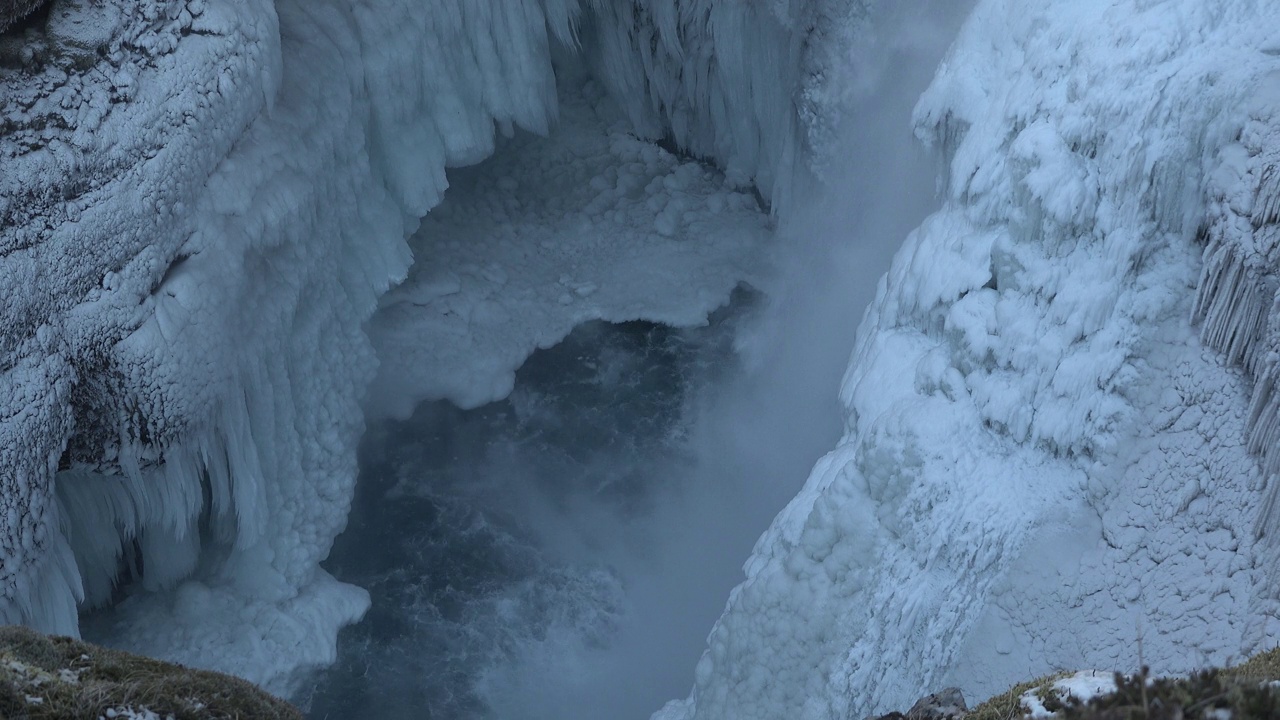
[[0, 0, 848, 695], [657, 2, 1280, 719]]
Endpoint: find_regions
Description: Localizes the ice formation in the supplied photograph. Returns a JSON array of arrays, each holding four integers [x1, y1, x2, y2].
[[0, 0, 833, 697], [9, 0, 1280, 714], [657, 1, 1280, 719], [1193, 72, 1280, 538], [366, 75, 769, 416]]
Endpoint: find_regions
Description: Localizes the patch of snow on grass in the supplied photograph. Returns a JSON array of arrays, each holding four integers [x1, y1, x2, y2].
[[1021, 671, 1119, 718]]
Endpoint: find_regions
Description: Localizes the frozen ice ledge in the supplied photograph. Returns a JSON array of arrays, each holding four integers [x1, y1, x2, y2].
[[0, 0, 860, 697]]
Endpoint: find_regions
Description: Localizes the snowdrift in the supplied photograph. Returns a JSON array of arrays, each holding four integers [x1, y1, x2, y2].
[[658, 1, 1280, 719], [0, 0, 848, 695]]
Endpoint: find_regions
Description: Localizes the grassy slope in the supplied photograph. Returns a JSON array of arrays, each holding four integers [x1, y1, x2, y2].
[[0, 626, 302, 720]]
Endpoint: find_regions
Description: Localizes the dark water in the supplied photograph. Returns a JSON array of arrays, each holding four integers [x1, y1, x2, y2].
[[302, 292, 754, 719]]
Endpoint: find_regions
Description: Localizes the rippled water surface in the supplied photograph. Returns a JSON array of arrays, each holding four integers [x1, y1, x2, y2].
[[304, 295, 753, 719]]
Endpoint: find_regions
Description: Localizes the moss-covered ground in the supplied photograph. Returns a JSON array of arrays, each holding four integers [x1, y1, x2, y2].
[[0, 625, 302, 720]]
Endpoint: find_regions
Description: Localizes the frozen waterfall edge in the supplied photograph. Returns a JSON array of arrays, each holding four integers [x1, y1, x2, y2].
[[0, 0, 840, 695]]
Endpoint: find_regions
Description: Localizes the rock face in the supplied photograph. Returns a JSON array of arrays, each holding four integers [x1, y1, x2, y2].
[[0, 0, 45, 34], [0, 625, 303, 719], [905, 688, 968, 720], [870, 688, 968, 720]]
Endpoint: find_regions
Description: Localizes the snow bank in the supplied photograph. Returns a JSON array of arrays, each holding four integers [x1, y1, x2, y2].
[[1, 0, 830, 696], [658, 2, 1280, 719]]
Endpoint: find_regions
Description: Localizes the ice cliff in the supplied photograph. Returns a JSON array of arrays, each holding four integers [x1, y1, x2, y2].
[[0, 0, 851, 696], [657, 1, 1280, 719]]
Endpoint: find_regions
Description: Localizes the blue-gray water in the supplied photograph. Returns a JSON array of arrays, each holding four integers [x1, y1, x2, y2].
[[303, 295, 754, 720]]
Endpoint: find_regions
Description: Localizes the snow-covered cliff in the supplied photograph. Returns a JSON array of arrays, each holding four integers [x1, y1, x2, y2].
[[0, 0, 850, 696], [657, 2, 1280, 718]]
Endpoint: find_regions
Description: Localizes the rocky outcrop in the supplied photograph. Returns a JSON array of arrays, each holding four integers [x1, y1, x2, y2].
[[0, 625, 302, 719], [870, 687, 968, 720]]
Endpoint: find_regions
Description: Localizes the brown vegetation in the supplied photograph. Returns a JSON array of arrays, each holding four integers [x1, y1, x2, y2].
[[0, 625, 303, 720], [963, 648, 1280, 720]]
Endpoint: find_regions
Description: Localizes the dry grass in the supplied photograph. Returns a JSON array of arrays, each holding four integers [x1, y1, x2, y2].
[[1221, 646, 1280, 684], [963, 647, 1280, 720], [1050, 667, 1280, 719], [963, 671, 1071, 720], [0, 625, 302, 720]]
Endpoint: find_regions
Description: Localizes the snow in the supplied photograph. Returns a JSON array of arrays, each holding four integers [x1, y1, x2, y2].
[[101, 710, 170, 720], [1193, 71, 1280, 538], [1, 0, 814, 698], [1020, 671, 1118, 719], [366, 74, 769, 415], [658, 1, 1280, 719]]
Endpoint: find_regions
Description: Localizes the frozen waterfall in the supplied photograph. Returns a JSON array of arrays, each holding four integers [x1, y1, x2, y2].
[[4, 0, 1280, 718], [0, 0, 845, 700]]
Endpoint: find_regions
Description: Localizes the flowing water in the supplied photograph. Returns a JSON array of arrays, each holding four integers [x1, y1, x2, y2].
[[304, 294, 767, 719]]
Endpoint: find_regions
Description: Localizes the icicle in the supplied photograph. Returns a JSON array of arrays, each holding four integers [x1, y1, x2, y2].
[[581, 0, 810, 211], [1254, 164, 1280, 227], [1250, 366, 1280, 460], [0, 500, 83, 636], [1194, 130, 1280, 537], [1191, 237, 1273, 373], [1255, 359, 1280, 540]]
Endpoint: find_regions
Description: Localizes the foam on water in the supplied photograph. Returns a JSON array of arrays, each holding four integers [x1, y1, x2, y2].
[[303, 299, 757, 719]]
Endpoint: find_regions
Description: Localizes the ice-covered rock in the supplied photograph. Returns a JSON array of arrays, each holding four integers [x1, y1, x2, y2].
[[1193, 70, 1280, 539], [44, 0, 120, 63], [0, 0, 838, 695], [658, 1, 1280, 719]]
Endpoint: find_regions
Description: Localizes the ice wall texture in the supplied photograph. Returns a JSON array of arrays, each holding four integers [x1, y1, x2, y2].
[[0, 0, 835, 696], [579, 0, 850, 211], [1194, 71, 1280, 538], [1, 0, 557, 694], [657, 2, 1280, 719]]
